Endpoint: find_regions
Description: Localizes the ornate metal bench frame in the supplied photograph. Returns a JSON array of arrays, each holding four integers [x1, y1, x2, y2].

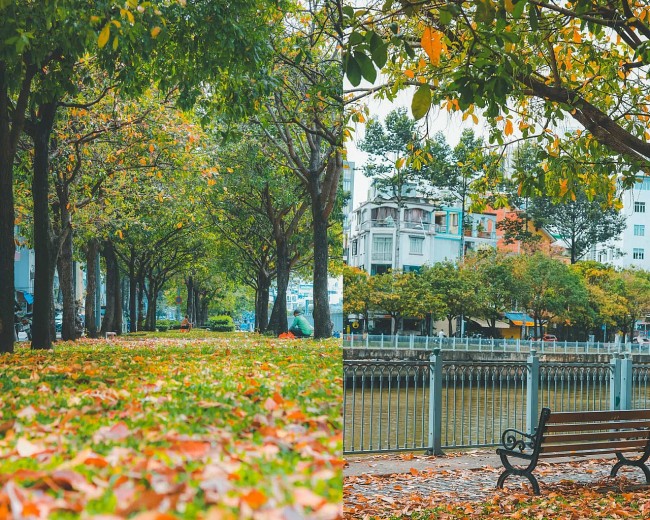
[[496, 407, 650, 495]]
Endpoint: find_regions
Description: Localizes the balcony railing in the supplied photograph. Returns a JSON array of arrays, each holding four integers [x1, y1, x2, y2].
[[371, 251, 393, 262], [403, 221, 431, 231], [464, 229, 497, 240]]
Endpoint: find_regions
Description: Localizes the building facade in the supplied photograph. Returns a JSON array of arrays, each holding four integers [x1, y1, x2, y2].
[[590, 176, 650, 269], [346, 188, 498, 273]]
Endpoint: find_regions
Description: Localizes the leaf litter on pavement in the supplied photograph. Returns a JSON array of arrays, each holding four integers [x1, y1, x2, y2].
[[0, 335, 342, 519], [345, 453, 650, 519]]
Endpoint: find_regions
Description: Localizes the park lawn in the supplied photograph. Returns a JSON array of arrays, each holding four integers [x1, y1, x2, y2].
[[0, 335, 342, 519]]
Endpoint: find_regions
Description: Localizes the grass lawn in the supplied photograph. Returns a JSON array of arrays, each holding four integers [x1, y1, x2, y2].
[[0, 334, 342, 519]]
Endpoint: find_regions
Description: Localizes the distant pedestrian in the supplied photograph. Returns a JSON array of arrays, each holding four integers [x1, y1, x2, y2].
[[180, 315, 192, 332], [289, 309, 313, 338], [438, 329, 445, 338]]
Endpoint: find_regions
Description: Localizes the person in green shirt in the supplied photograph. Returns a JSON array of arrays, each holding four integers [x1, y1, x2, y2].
[[289, 309, 314, 338]]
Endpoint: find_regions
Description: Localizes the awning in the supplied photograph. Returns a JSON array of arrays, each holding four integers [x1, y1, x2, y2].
[[17, 291, 33, 305], [505, 312, 534, 326], [470, 318, 511, 329]]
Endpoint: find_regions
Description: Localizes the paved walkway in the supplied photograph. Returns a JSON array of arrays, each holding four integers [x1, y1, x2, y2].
[[344, 450, 647, 517]]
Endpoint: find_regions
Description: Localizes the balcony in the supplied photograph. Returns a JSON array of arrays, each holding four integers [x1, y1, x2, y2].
[[371, 251, 393, 262], [359, 219, 396, 230], [464, 229, 497, 240], [403, 221, 431, 231]]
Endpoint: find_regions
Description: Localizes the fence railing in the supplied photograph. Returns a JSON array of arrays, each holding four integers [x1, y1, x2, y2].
[[343, 333, 650, 355], [344, 350, 648, 455]]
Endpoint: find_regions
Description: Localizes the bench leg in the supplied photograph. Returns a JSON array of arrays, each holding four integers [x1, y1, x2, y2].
[[611, 452, 650, 483], [496, 452, 541, 495]]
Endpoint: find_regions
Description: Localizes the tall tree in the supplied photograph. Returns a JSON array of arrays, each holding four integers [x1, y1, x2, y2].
[[526, 190, 626, 264], [256, 0, 343, 338], [358, 108, 424, 269]]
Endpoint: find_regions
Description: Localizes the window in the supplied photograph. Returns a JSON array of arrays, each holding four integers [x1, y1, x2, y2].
[[409, 236, 424, 254], [635, 201, 646, 213], [635, 225, 646, 237], [633, 248, 645, 260], [371, 264, 391, 275], [372, 235, 393, 262], [351, 239, 358, 256]]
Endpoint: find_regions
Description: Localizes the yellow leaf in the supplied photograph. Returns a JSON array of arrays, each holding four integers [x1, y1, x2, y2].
[[404, 69, 415, 79], [395, 157, 405, 169], [176, 222, 183, 229], [559, 179, 569, 196], [151, 26, 161, 38], [116, 230, 123, 239], [504, 0, 514, 12], [421, 27, 443, 65], [98, 25, 110, 48], [573, 29, 581, 44], [149, 144, 155, 153], [504, 119, 513, 136]]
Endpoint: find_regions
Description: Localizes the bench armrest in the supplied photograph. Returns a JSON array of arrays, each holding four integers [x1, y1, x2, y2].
[[501, 427, 537, 452]]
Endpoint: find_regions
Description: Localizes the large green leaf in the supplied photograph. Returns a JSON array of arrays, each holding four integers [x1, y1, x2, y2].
[[411, 84, 431, 120], [345, 53, 362, 87]]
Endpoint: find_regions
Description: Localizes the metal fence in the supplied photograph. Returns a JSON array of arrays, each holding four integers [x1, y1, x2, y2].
[[343, 333, 650, 355], [343, 350, 649, 455]]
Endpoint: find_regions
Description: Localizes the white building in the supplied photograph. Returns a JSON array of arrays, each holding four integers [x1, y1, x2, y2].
[[346, 184, 497, 273], [590, 176, 650, 269]]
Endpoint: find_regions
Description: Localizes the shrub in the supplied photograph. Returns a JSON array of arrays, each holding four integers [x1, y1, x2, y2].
[[156, 319, 179, 332], [208, 315, 235, 332]]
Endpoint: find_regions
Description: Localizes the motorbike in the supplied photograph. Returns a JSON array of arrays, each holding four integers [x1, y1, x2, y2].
[[14, 311, 32, 341]]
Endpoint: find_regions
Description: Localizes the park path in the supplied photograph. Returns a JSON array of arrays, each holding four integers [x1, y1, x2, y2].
[[344, 450, 648, 518]]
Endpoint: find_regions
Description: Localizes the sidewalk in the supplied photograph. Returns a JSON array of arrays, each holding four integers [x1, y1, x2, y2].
[[344, 450, 641, 518]]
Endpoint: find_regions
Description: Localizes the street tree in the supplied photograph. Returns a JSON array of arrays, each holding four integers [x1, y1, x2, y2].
[[256, 0, 343, 338], [358, 108, 425, 268]]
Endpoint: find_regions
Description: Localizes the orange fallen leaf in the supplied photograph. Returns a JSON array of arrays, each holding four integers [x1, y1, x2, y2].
[[241, 489, 267, 509]]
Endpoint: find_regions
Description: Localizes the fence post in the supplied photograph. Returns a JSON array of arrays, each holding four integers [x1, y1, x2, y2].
[[381, 333, 384, 348], [526, 349, 539, 436], [610, 353, 622, 410], [410, 334, 414, 349], [365, 333, 369, 348], [427, 348, 443, 455], [620, 354, 633, 410], [350, 333, 354, 348]]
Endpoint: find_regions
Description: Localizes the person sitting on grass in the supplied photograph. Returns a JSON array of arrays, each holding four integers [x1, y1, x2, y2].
[[180, 315, 192, 332], [289, 309, 313, 338]]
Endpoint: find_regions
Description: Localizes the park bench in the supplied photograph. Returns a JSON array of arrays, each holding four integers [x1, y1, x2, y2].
[[105, 331, 117, 339], [496, 407, 650, 494]]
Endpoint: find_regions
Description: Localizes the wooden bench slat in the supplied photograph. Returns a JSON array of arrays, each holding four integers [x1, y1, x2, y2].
[[538, 446, 645, 459], [540, 438, 648, 455], [542, 430, 650, 444], [547, 409, 650, 423], [544, 420, 650, 433]]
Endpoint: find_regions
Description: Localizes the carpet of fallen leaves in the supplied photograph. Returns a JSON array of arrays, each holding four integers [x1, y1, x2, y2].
[[345, 454, 650, 519], [0, 335, 342, 519]]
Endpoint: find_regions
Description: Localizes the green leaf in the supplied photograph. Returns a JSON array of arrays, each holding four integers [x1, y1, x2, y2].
[[529, 4, 538, 31], [411, 84, 431, 120], [371, 42, 388, 69], [512, 0, 527, 20], [439, 7, 453, 25], [354, 51, 377, 84], [345, 54, 362, 87]]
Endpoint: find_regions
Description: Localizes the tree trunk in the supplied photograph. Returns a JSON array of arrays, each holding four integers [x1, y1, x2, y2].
[[268, 238, 290, 335], [145, 282, 157, 330], [128, 251, 137, 333], [186, 275, 194, 323], [100, 240, 117, 336], [137, 278, 145, 331], [30, 101, 57, 350], [57, 205, 75, 340], [0, 80, 15, 353], [0, 63, 33, 353], [84, 238, 99, 338], [255, 269, 271, 333], [114, 266, 122, 335], [311, 202, 332, 338]]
